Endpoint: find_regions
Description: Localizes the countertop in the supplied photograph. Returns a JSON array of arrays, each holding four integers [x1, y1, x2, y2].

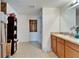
[[51, 33, 79, 45]]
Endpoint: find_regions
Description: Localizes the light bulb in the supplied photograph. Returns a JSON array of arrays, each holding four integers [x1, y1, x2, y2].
[[72, 0, 79, 3], [72, 0, 77, 3]]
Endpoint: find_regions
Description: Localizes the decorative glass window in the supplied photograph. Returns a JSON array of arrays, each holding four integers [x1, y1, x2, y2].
[[29, 20, 37, 32]]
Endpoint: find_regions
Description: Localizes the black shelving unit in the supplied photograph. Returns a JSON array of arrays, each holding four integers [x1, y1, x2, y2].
[[7, 14, 17, 55], [13, 18, 17, 54]]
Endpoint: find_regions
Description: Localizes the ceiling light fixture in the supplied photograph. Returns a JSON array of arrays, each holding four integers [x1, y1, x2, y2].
[[69, 0, 79, 9], [29, 5, 35, 8], [72, 0, 79, 4], [72, 0, 77, 4]]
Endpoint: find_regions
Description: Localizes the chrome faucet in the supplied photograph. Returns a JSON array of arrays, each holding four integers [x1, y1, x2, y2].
[[70, 25, 76, 31], [70, 25, 79, 38]]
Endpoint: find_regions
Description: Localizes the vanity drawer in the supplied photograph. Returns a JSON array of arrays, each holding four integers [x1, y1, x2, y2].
[[51, 35, 57, 39], [65, 41, 79, 52], [57, 38, 65, 45], [57, 41, 65, 58], [65, 45, 79, 58]]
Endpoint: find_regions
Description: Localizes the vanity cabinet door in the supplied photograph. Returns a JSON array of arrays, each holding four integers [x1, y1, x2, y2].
[[65, 46, 79, 58], [0, 44, 6, 58], [2, 43, 6, 58], [57, 38, 65, 58], [65, 41, 79, 58], [51, 35, 57, 53]]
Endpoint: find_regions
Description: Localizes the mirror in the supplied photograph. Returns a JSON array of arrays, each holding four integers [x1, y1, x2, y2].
[[76, 5, 79, 26], [69, 4, 79, 38]]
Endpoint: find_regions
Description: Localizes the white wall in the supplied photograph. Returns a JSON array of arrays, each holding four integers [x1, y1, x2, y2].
[[42, 7, 76, 52], [42, 8, 60, 52], [60, 8, 76, 32], [17, 15, 29, 42]]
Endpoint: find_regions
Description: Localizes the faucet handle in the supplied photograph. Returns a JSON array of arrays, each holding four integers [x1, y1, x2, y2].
[[70, 25, 76, 30]]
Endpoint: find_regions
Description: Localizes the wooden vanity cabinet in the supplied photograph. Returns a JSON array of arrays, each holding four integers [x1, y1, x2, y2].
[[65, 41, 79, 58], [51, 35, 57, 53], [57, 38, 65, 58], [51, 34, 79, 58]]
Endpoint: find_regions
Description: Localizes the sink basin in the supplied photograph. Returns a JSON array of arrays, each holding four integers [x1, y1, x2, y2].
[[75, 35, 79, 39], [55, 32, 79, 39], [59, 33, 78, 39]]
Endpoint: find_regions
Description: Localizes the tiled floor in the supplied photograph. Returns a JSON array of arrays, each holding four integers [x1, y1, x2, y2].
[[12, 42, 57, 58]]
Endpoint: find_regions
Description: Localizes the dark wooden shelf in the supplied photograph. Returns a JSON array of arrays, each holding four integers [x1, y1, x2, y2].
[[7, 15, 17, 55]]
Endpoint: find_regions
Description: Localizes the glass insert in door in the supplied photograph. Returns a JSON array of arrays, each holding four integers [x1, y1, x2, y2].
[[29, 20, 37, 32]]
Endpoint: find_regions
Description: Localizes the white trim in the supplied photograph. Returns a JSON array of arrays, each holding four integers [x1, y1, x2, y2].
[[69, 2, 79, 9]]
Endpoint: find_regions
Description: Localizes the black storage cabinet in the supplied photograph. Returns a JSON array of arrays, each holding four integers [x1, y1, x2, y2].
[[7, 15, 17, 55]]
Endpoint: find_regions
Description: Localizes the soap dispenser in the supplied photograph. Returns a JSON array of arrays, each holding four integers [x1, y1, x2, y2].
[[75, 26, 79, 38]]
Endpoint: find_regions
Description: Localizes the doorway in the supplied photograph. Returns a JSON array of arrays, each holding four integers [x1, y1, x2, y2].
[[29, 20, 37, 32], [29, 19, 42, 49]]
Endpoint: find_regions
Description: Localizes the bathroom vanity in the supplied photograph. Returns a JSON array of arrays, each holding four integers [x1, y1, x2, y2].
[[51, 33, 79, 58]]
